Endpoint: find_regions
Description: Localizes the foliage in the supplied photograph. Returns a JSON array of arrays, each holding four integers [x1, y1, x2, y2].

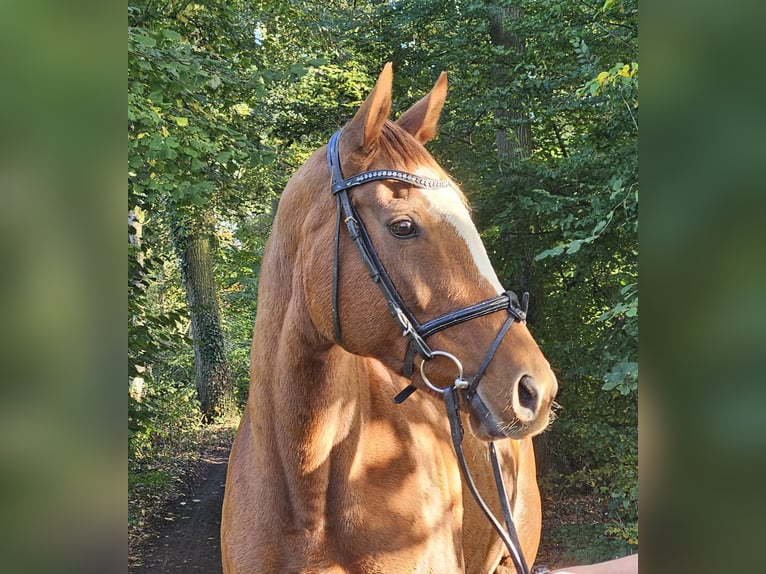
[[544, 522, 635, 566], [128, 376, 202, 528], [128, 0, 278, 422], [490, 0, 638, 548], [129, 378, 201, 466], [128, 215, 188, 383]]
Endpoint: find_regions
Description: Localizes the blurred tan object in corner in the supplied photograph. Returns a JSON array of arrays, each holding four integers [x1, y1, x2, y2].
[[550, 554, 638, 574]]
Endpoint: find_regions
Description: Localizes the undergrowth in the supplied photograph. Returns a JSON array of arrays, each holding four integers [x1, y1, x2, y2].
[[128, 379, 205, 530], [538, 472, 638, 566]]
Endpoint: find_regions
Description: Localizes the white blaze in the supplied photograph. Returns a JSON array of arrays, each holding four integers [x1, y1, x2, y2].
[[419, 179, 505, 295]]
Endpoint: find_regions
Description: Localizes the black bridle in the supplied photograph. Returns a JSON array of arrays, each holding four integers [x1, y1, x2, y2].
[[327, 128, 532, 574]]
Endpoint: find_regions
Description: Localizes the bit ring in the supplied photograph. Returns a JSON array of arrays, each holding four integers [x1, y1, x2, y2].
[[420, 351, 470, 393]]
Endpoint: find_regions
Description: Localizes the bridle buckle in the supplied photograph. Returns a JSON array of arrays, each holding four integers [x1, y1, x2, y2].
[[453, 377, 470, 390]]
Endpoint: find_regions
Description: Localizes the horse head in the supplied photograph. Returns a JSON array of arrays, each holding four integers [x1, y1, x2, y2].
[[294, 63, 557, 441]]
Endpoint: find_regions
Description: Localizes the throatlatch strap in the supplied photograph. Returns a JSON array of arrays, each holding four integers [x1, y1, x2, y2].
[[332, 194, 344, 346]]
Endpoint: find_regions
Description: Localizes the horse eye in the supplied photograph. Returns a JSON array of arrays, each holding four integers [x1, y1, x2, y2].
[[389, 219, 417, 238]]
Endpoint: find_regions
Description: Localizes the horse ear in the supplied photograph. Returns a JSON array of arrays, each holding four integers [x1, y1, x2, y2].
[[396, 71, 448, 144], [343, 63, 394, 152]]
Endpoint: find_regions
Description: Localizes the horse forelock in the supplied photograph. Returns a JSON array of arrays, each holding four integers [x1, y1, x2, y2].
[[375, 122, 435, 170]]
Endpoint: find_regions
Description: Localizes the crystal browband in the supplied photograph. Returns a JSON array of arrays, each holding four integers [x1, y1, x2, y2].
[[332, 168, 451, 194]]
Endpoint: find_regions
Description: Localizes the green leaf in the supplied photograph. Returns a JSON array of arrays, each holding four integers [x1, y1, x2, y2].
[[134, 35, 156, 48], [288, 63, 308, 79], [602, 361, 638, 393], [593, 220, 608, 234], [566, 239, 583, 254], [161, 29, 182, 41], [190, 192, 206, 206], [620, 283, 637, 295], [535, 245, 565, 261], [171, 116, 189, 127], [602, 379, 620, 391]]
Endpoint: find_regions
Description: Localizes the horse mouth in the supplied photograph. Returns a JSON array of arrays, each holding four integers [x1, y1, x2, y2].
[[464, 391, 542, 441]]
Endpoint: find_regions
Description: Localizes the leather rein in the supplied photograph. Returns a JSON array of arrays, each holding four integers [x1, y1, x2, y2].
[[327, 128, 531, 574]]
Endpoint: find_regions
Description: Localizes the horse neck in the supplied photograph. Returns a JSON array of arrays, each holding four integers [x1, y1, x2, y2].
[[247, 162, 372, 529], [251, 310, 374, 529], [248, 149, 353, 418], [246, 215, 467, 562]]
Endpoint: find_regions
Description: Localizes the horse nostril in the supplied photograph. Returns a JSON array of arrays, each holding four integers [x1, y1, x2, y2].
[[517, 375, 538, 412]]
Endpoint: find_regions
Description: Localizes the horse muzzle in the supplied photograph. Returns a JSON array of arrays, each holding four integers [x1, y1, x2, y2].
[[465, 374, 556, 441]]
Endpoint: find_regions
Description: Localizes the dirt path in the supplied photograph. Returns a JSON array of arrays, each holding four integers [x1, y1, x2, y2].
[[129, 437, 230, 574]]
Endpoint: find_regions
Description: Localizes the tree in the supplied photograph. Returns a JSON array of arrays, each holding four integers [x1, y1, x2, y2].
[[174, 213, 234, 421], [128, 1, 266, 420], [488, 2, 532, 164]]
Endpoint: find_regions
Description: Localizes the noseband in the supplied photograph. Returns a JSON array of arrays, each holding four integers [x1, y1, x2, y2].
[[327, 128, 532, 574]]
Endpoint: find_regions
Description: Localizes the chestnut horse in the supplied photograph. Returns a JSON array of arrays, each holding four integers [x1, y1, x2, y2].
[[221, 64, 558, 573]]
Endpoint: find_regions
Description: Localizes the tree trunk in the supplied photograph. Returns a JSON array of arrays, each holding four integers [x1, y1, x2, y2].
[[488, 2, 535, 296], [489, 3, 532, 165], [488, 2, 537, 300], [175, 219, 234, 422]]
